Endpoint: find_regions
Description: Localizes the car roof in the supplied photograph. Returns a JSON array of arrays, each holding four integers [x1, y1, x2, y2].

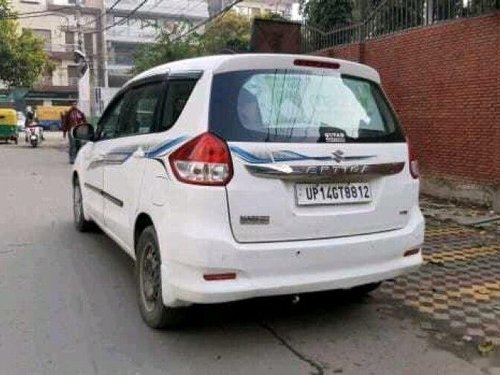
[[128, 54, 381, 86]]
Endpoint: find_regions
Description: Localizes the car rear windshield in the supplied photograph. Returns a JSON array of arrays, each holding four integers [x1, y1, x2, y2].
[[209, 69, 405, 143]]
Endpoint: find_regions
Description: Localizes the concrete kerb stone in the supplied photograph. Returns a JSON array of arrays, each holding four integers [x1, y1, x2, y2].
[[421, 176, 497, 210], [493, 188, 500, 214]]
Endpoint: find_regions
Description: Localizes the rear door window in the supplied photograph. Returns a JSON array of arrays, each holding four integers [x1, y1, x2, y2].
[[120, 82, 164, 136], [98, 94, 125, 139], [160, 80, 197, 131], [209, 70, 404, 143]]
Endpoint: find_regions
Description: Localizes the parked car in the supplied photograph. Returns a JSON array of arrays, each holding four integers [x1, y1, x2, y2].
[[71, 54, 425, 328]]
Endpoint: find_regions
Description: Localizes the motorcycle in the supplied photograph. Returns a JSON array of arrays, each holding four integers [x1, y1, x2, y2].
[[25, 122, 44, 148]]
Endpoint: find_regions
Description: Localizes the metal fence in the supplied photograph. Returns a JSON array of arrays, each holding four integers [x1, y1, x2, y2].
[[302, 0, 499, 53]]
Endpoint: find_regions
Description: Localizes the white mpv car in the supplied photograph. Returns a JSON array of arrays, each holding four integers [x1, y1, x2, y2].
[[72, 54, 424, 328]]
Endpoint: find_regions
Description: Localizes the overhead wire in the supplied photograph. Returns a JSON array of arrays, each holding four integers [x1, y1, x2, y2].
[[80, 0, 123, 27], [104, 0, 149, 31], [159, 0, 207, 18], [102, 0, 207, 31], [0, 4, 84, 20], [15, 12, 64, 20], [171, 0, 243, 41], [5, 0, 210, 32], [10, 5, 75, 17]]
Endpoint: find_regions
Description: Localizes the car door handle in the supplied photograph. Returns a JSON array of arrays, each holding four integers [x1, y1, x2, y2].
[[132, 147, 145, 159]]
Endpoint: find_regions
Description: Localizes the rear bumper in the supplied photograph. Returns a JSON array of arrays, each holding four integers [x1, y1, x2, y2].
[[160, 209, 424, 306]]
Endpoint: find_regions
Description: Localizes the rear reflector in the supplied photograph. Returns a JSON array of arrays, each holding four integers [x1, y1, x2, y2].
[[406, 136, 419, 179], [294, 59, 340, 69], [203, 273, 237, 281], [404, 248, 421, 257]]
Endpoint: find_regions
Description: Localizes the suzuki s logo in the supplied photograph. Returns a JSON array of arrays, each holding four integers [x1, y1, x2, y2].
[[332, 150, 376, 163], [332, 150, 345, 163]]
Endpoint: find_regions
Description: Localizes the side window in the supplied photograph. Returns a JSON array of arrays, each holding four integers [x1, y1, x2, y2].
[[160, 80, 197, 131], [119, 82, 164, 137], [98, 94, 125, 139]]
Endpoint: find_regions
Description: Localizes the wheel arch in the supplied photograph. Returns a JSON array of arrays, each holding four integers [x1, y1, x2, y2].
[[72, 171, 79, 185], [134, 213, 154, 254]]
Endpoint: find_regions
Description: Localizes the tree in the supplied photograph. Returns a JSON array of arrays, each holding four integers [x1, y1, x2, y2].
[[133, 25, 201, 74], [199, 11, 251, 54], [301, 0, 354, 31], [133, 11, 251, 73], [0, 0, 52, 87]]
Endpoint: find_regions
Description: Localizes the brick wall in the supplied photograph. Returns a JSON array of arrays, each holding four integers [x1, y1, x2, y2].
[[320, 13, 500, 189], [317, 43, 363, 62]]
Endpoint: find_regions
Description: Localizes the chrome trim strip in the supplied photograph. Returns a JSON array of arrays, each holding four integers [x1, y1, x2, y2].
[[102, 191, 124, 208], [230, 145, 376, 165], [84, 182, 101, 194], [83, 182, 123, 207], [245, 162, 405, 181]]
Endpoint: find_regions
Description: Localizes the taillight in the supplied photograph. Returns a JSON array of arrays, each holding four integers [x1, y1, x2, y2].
[[407, 137, 419, 179], [168, 132, 233, 186]]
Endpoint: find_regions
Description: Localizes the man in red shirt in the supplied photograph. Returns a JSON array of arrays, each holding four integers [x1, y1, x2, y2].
[[63, 101, 87, 164]]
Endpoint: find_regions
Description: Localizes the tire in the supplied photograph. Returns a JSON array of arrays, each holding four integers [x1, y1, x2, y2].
[[136, 226, 184, 329], [14, 137, 18, 145], [349, 282, 382, 296], [73, 179, 93, 232]]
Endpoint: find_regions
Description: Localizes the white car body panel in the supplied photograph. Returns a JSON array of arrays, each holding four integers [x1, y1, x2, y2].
[[131, 54, 380, 84], [72, 54, 424, 307], [226, 142, 415, 243]]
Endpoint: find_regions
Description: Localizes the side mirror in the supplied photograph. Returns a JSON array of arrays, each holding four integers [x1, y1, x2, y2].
[[73, 123, 95, 142]]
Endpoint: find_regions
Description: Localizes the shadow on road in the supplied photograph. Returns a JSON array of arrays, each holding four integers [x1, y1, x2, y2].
[[76, 226, 368, 333]]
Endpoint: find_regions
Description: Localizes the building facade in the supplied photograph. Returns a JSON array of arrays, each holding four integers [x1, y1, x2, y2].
[[11, 0, 104, 108], [105, 0, 209, 88], [208, 0, 295, 19], [9, 0, 208, 114]]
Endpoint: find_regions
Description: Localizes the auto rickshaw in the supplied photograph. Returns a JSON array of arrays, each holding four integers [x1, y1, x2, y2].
[[0, 108, 19, 144]]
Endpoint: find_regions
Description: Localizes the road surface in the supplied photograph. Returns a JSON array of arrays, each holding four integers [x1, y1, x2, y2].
[[0, 134, 495, 374]]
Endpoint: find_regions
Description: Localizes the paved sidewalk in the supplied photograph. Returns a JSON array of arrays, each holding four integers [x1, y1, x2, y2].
[[377, 219, 500, 355]]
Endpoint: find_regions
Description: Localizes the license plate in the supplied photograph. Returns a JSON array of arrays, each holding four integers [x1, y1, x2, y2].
[[295, 182, 372, 206]]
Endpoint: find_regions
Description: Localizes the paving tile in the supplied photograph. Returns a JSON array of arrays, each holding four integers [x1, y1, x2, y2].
[[376, 220, 500, 344]]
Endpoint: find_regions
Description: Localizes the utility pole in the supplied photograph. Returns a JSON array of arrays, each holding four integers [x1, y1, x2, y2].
[[75, 0, 84, 54], [74, 0, 91, 117], [101, 10, 109, 89]]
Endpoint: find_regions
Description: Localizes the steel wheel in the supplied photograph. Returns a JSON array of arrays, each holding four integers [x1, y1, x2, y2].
[[73, 183, 83, 224], [73, 179, 93, 232], [139, 241, 161, 313], [136, 226, 186, 329]]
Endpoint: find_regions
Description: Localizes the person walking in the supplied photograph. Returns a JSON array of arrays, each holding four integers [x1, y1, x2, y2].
[[63, 101, 87, 164]]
